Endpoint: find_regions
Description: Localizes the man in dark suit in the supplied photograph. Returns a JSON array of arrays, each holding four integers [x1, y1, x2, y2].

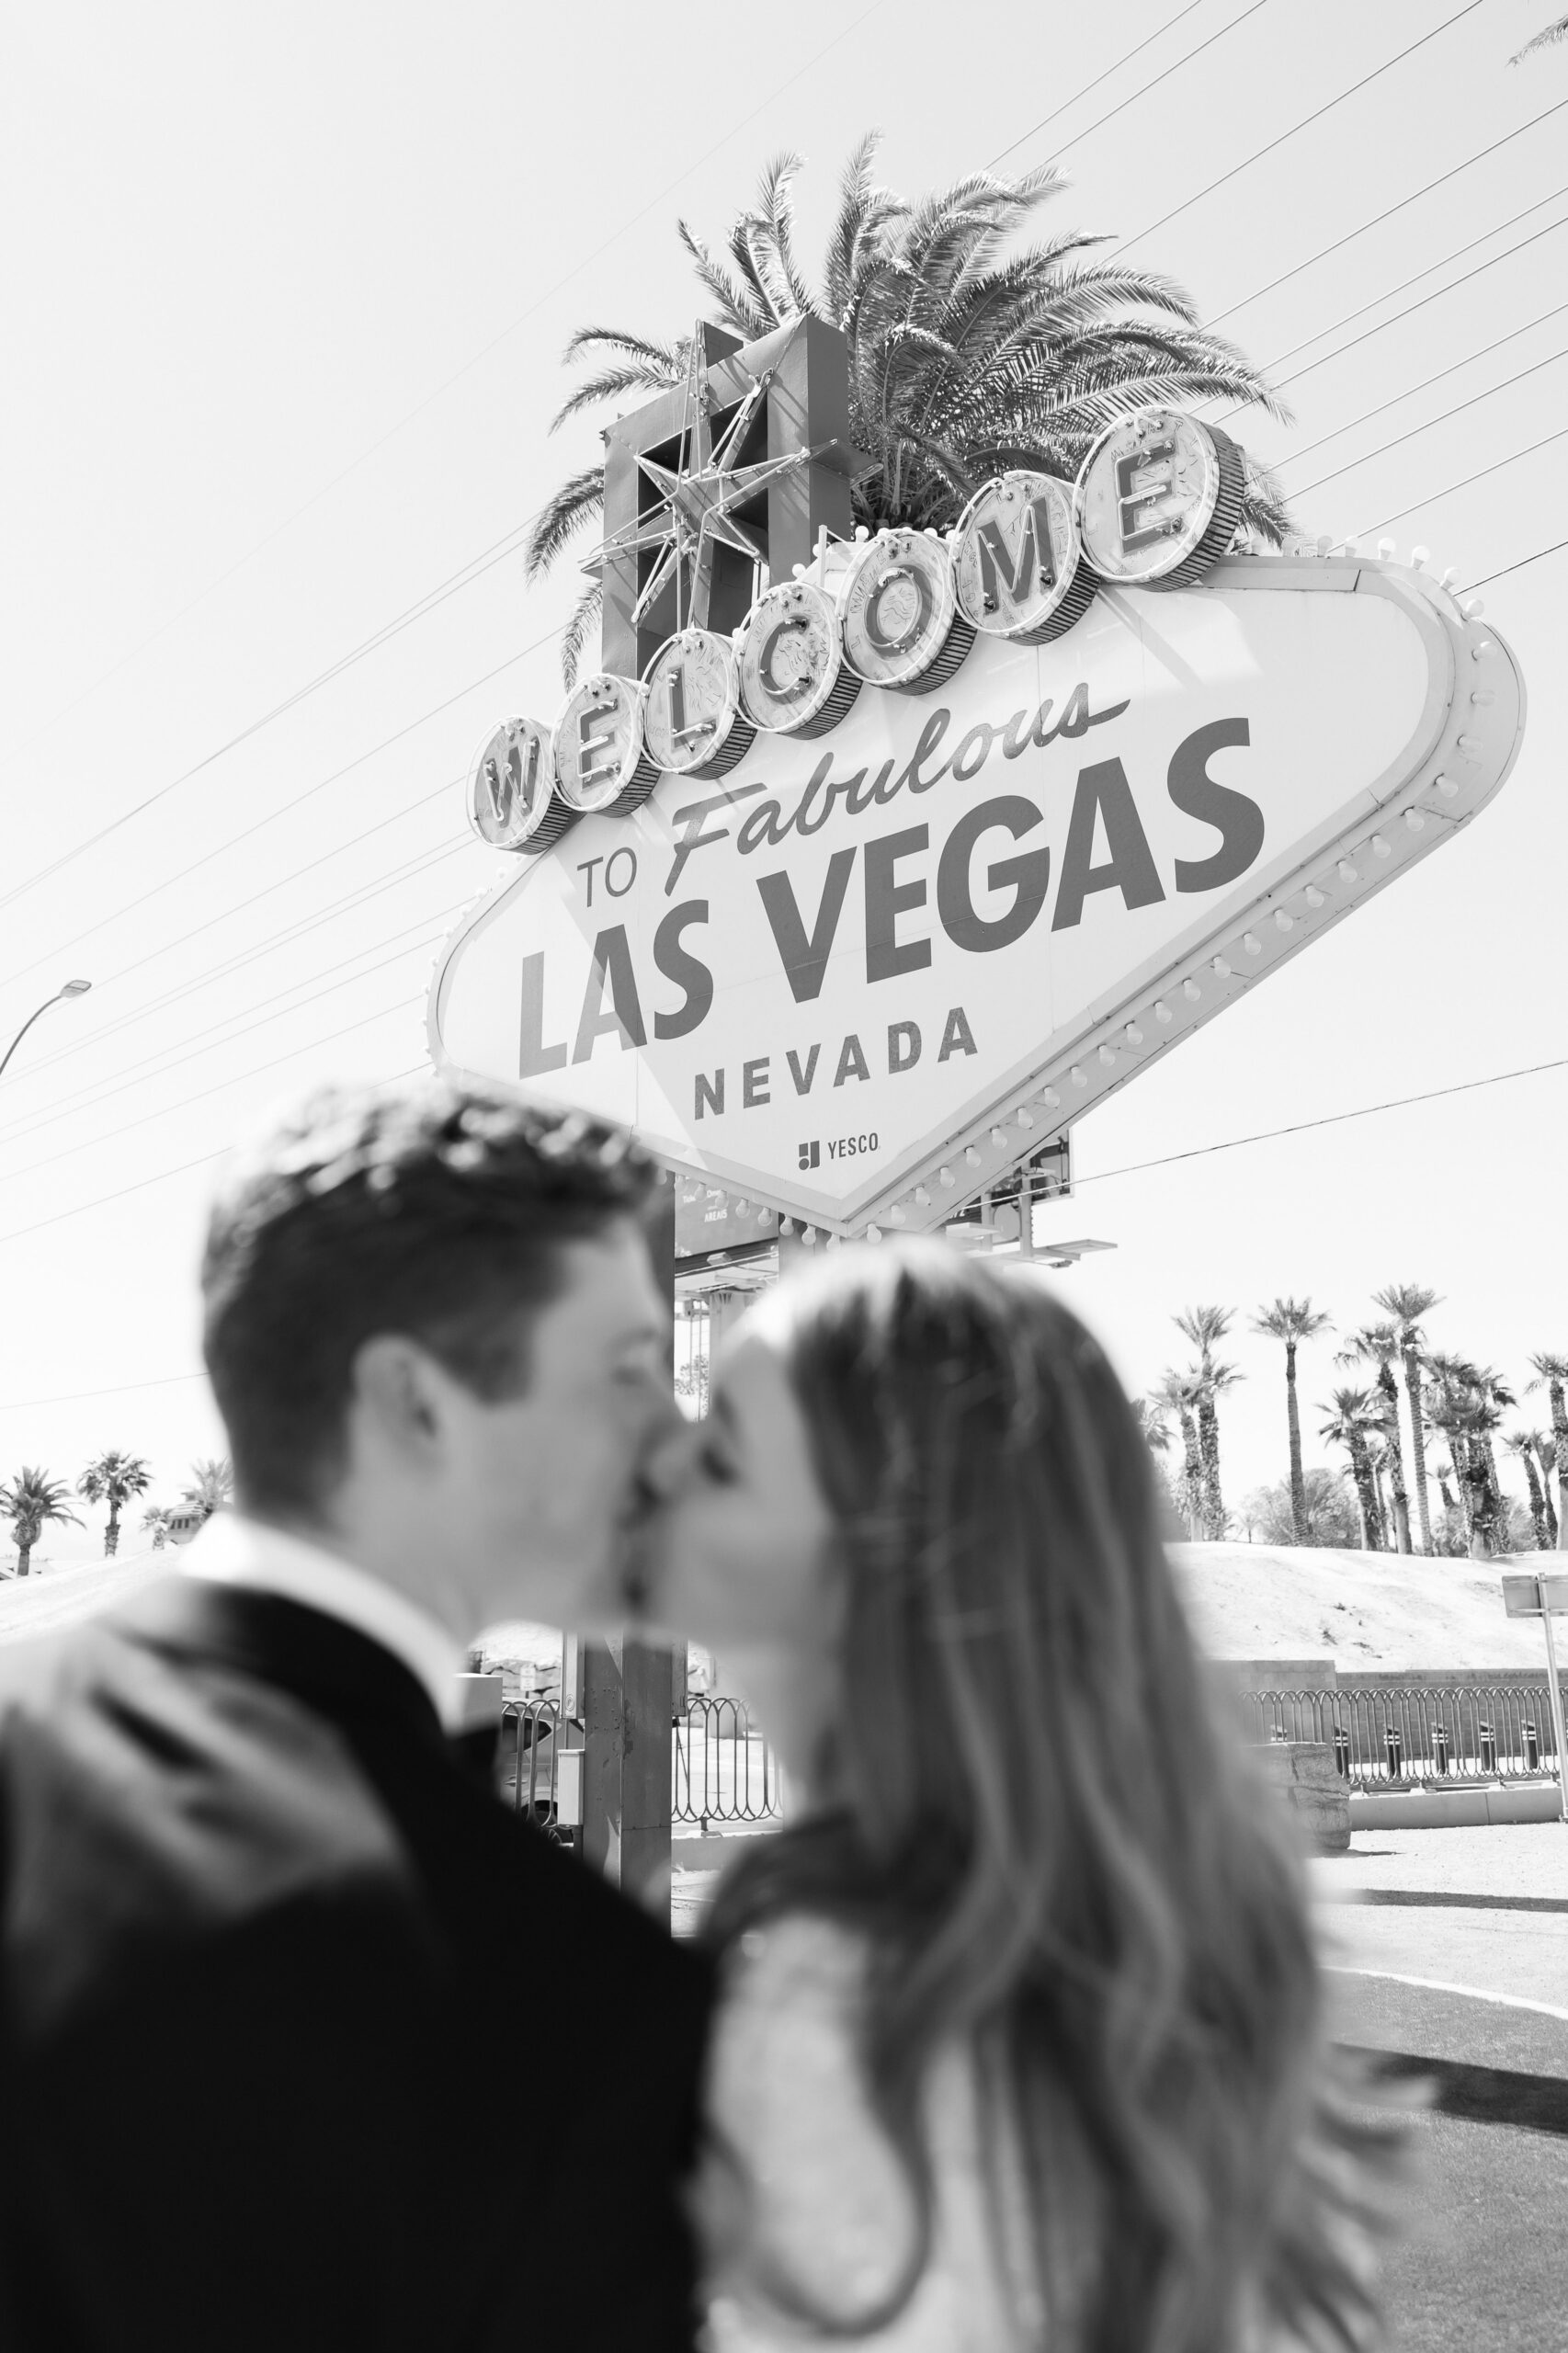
[[0, 1081, 713, 2350]]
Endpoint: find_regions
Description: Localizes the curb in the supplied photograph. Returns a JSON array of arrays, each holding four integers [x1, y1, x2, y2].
[[1349, 1782, 1568, 1831]]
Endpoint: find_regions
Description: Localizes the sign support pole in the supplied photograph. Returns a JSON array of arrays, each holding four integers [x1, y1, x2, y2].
[[582, 1179, 676, 1910], [1538, 1571, 1568, 1825]]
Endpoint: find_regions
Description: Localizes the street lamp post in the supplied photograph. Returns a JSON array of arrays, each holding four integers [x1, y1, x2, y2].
[[0, 980, 92, 1081]]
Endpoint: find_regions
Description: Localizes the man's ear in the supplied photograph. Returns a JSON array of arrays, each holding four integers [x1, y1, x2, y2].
[[351, 1334, 450, 1463]]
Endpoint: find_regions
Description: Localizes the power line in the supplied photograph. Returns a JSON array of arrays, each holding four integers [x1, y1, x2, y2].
[[1206, 98, 1568, 329], [0, 519, 536, 926], [0, 976, 429, 1191], [0, 1370, 208, 1415], [0, 1002, 421, 1233], [0, 642, 528, 1000], [12, 3, 891, 760], [1111, 1, 1488, 256], [0, 831, 470, 1112], [0, 1062, 429, 1254], [1352, 426, 1568, 534], [1291, 349, 1568, 501], [1466, 536, 1568, 590], [0, 917, 457, 1159], [1221, 194, 1568, 411], [991, 0, 1270, 171], [1071, 1051, 1568, 1196], [1277, 301, 1568, 472]]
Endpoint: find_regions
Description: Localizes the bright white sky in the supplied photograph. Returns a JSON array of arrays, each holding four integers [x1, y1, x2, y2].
[[3, 0, 1565, 1556]]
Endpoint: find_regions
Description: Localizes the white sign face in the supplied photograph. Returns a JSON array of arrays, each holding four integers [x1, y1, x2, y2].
[[431, 555, 1524, 1237]]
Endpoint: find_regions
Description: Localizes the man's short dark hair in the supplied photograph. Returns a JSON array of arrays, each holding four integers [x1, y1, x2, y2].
[[201, 1080, 661, 1518]]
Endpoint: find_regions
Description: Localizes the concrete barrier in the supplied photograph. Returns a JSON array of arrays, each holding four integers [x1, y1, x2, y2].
[[1350, 1780, 1567, 1830], [1254, 1742, 1351, 1852]]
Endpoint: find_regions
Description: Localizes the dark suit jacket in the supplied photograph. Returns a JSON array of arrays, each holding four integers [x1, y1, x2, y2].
[[0, 1579, 713, 2351]]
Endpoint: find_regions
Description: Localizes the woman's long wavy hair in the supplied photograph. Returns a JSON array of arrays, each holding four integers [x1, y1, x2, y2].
[[706, 1242, 1389, 2352]]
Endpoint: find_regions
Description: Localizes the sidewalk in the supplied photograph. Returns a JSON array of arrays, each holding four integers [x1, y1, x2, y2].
[[1311, 1824, 1568, 2016]]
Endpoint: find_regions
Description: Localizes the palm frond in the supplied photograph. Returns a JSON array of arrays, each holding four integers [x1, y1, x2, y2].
[[1513, 16, 1568, 60], [675, 221, 773, 337], [524, 466, 605, 582], [560, 579, 603, 688]]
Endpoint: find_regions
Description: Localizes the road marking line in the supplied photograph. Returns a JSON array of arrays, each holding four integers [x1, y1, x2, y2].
[[1327, 1966, 1568, 2023]]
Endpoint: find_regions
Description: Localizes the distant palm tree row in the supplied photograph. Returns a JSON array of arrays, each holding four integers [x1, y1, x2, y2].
[[0, 1454, 233, 1577], [1142, 1286, 1568, 1559]]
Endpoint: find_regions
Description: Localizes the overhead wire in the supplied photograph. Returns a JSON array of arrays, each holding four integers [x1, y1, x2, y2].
[[989, 0, 1272, 172], [1205, 98, 1568, 329], [0, 905, 465, 1154], [1108, 0, 1488, 256], [0, 826, 472, 1128], [0, 517, 539, 925], [1276, 301, 1568, 472], [0, 967, 434, 1189], [1068, 1052, 1568, 1197], [0, 1061, 430, 1254], [1216, 193, 1568, 415], [0, 997, 425, 1208], [0, 639, 535, 998], [13, 1, 892, 757], [1465, 536, 1568, 589], [1292, 363, 1568, 504], [1353, 426, 1568, 534]]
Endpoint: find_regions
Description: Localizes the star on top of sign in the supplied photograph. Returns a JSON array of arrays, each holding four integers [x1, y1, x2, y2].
[[583, 324, 825, 634]]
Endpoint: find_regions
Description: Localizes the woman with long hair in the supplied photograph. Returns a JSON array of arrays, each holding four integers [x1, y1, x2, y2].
[[651, 1240, 1390, 2351]]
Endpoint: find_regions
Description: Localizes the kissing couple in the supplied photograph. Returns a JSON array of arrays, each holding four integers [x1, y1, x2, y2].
[[0, 1080, 1390, 2351]]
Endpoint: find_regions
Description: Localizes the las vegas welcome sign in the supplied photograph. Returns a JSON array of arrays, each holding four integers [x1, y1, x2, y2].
[[430, 420, 1525, 1245]]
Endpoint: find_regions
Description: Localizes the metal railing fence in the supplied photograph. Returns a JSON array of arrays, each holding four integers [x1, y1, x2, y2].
[[673, 1694, 783, 1828], [1242, 1684, 1566, 1789], [498, 1691, 783, 1834]]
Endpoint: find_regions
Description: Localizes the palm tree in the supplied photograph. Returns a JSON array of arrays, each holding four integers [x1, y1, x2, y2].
[[0, 1467, 82, 1577], [1372, 1285, 1442, 1553], [1335, 1324, 1412, 1552], [528, 139, 1292, 680], [141, 1504, 176, 1552], [1425, 1356, 1505, 1559], [1153, 1370, 1205, 1539], [1526, 1354, 1568, 1548], [1132, 1399, 1172, 1456], [181, 1458, 234, 1525], [1174, 1307, 1241, 1540], [1249, 1298, 1333, 1545], [76, 1449, 153, 1559], [1529, 1431, 1561, 1545], [1318, 1391, 1383, 1551], [1514, 17, 1568, 62], [1506, 1433, 1553, 1550]]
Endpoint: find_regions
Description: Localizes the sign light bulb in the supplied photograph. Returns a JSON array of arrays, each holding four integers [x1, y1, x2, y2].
[[938, 1167, 956, 1188], [1243, 933, 1262, 956], [1273, 909, 1292, 932], [989, 1127, 1007, 1146], [1210, 956, 1232, 978], [1371, 835, 1392, 858], [1070, 1066, 1087, 1087], [1305, 886, 1325, 908], [1153, 1001, 1173, 1024], [964, 1145, 983, 1166], [1183, 979, 1201, 1003]]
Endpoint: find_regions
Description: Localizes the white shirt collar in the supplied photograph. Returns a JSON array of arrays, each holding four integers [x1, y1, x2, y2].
[[183, 1511, 466, 1732]]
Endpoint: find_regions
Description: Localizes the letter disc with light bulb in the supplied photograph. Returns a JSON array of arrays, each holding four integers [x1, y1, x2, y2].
[[641, 629, 755, 778], [951, 471, 1096, 643], [552, 675, 660, 814], [1075, 410, 1245, 589], [840, 528, 974, 691], [737, 580, 861, 737], [468, 716, 575, 854]]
